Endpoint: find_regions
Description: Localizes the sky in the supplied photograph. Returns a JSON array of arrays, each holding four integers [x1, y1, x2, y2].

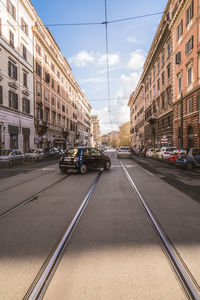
[[31, 0, 167, 135]]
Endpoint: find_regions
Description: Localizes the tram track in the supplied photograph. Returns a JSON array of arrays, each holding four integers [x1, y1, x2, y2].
[[120, 160, 200, 300], [0, 174, 70, 218], [23, 170, 103, 300]]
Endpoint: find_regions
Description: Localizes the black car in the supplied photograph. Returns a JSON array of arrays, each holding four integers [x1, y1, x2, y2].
[[59, 147, 111, 174]]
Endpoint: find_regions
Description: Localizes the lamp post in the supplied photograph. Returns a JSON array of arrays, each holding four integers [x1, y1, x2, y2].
[[180, 92, 183, 148]]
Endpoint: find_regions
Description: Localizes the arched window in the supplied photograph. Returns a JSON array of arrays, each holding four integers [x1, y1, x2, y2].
[[187, 126, 193, 147]]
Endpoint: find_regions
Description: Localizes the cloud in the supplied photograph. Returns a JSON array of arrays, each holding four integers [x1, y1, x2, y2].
[[68, 50, 95, 67], [98, 54, 120, 66], [127, 49, 146, 70], [126, 36, 137, 43], [80, 77, 106, 84], [91, 72, 141, 135]]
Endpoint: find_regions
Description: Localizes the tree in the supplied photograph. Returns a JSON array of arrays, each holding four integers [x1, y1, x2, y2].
[[118, 122, 130, 146]]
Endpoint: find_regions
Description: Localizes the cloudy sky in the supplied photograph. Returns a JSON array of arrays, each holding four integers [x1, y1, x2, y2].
[[31, 0, 167, 134]]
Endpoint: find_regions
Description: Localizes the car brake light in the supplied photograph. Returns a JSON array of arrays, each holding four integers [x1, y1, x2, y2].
[[73, 157, 78, 163], [60, 157, 63, 161], [119, 150, 122, 152], [164, 152, 169, 154]]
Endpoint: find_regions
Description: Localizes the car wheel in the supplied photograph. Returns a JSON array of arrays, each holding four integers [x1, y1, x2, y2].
[[60, 167, 67, 173], [9, 160, 13, 167], [79, 163, 87, 175], [104, 161, 111, 170], [185, 162, 193, 170]]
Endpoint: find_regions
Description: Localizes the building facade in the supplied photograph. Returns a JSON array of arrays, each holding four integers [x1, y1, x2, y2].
[[170, 0, 200, 148], [91, 115, 101, 148], [32, 13, 91, 150], [0, 0, 35, 152]]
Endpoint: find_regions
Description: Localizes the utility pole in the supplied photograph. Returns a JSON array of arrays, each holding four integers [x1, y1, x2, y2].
[[180, 92, 183, 148]]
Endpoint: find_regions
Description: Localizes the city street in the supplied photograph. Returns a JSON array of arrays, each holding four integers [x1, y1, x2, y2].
[[0, 150, 199, 299]]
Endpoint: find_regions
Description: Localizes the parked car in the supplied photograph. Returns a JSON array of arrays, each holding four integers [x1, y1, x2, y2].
[[0, 149, 24, 167], [176, 148, 200, 170], [59, 147, 111, 174], [152, 148, 160, 159], [117, 146, 132, 158], [48, 147, 63, 158], [146, 148, 155, 158], [24, 149, 44, 161], [169, 149, 180, 164], [141, 148, 147, 157], [157, 147, 176, 160]]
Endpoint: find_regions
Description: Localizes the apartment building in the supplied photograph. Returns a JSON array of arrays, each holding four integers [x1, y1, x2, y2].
[[32, 13, 91, 150], [128, 0, 174, 149], [170, 0, 200, 148], [91, 115, 101, 148], [128, 83, 145, 149], [0, 0, 35, 152]]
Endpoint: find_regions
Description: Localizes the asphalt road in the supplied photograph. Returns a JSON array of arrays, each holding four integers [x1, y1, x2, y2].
[[0, 151, 199, 299]]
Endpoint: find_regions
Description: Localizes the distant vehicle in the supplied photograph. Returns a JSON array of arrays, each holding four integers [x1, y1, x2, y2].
[[24, 149, 44, 161], [48, 147, 63, 158], [176, 148, 200, 170], [158, 147, 176, 160], [0, 149, 24, 167], [146, 148, 155, 158], [169, 149, 180, 164], [59, 147, 111, 174], [117, 146, 132, 158]]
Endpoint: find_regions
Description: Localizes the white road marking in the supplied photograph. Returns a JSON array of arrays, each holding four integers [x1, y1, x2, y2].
[[41, 167, 57, 171]]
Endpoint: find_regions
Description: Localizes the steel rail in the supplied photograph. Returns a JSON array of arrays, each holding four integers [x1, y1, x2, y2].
[[120, 161, 200, 300], [0, 168, 57, 193], [24, 170, 103, 300], [0, 174, 70, 218]]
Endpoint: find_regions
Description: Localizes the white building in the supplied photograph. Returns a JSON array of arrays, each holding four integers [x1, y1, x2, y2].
[[0, 0, 35, 152]]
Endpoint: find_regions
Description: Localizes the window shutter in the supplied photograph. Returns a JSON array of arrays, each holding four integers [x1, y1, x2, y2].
[[181, 19, 183, 35], [191, 0, 194, 18], [13, 5, 16, 20], [197, 94, 200, 110], [28, 100, 30, 114], [0, 86, 2, 104], [6, 0, 9, 11], [14, 65, 17, 80], [191, 35, 193, 49], [9, 90, 11, 107], [8, 61, 11, 76], [15, 93, 18, 110], [176, 26, 178, 41]]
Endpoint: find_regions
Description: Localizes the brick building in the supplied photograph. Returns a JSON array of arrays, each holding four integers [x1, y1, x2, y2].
[[170, 0, 200, 148]]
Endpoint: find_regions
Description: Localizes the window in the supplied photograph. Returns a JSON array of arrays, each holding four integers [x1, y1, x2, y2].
[[153, 67, 155, 80], [21, 18, 28, 36], [162, 51, 165, 66], [52, 78, 54, 89], [51, 63, 55, 72], [157, 97, 160, 110], [22, 45, 27, 60], [36, 44, 41, 55], [0, 86, 2, 104], [187, 66, 192, 85], [8, 61, 17, 80], [157, 60, 160, 74], [36, 62, 41, 77], [167, 86, 171, 104], [57, 101, 60, 109], [45, 90, 48, 102], [166, 64, 170, 80], [52, 111, 56, 125], [45, 55, 48, 64], [57, 84, 60, 94], [185, 36, 193, 55], [7, 0, 16, 20], [9, 91, 18, 110], [9, 30, 14, 47], [51, 96, 55, 105], [186, 0, 194, 26], [176, 51, 182, 64], [22, 97, 30, 114], [37, 85, 41, 97], [167, 42, 171, 56], [23, 72, 27, 87], [57, 71, 60, 79], [196, 94, 200, 110], [178, 76, 182, 93], [176, 19, 183, 40], [161, 92, 165, 109], [57, 114, 61, 126], [45, 72, 50, 83], [153, 85, 155, 97], [0, 18, 2, 36], [62, 105, 65, 112], [45, 109, 49, 122], [161, 72, 165, 85], [187, 99, 193, 114], [157, 79, 160, 91], [37, 108, 43, 120]]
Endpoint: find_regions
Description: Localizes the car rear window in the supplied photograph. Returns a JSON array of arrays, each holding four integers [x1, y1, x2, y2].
[[65, 148, 78, 157], [166, 148, 175, 151], [120, 147, 130, 151], [0, 150, 12, 156], [179, 149, 189, 155]]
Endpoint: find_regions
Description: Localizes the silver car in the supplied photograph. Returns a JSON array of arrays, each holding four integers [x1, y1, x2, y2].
[[117, 146, 132, 158], [24, 149, 44, 161], [0, 149, 24, 167]]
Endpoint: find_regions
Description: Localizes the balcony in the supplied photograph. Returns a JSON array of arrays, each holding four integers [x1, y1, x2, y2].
[[146, 113, 158, 124], [36, 120, 48, 133]]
